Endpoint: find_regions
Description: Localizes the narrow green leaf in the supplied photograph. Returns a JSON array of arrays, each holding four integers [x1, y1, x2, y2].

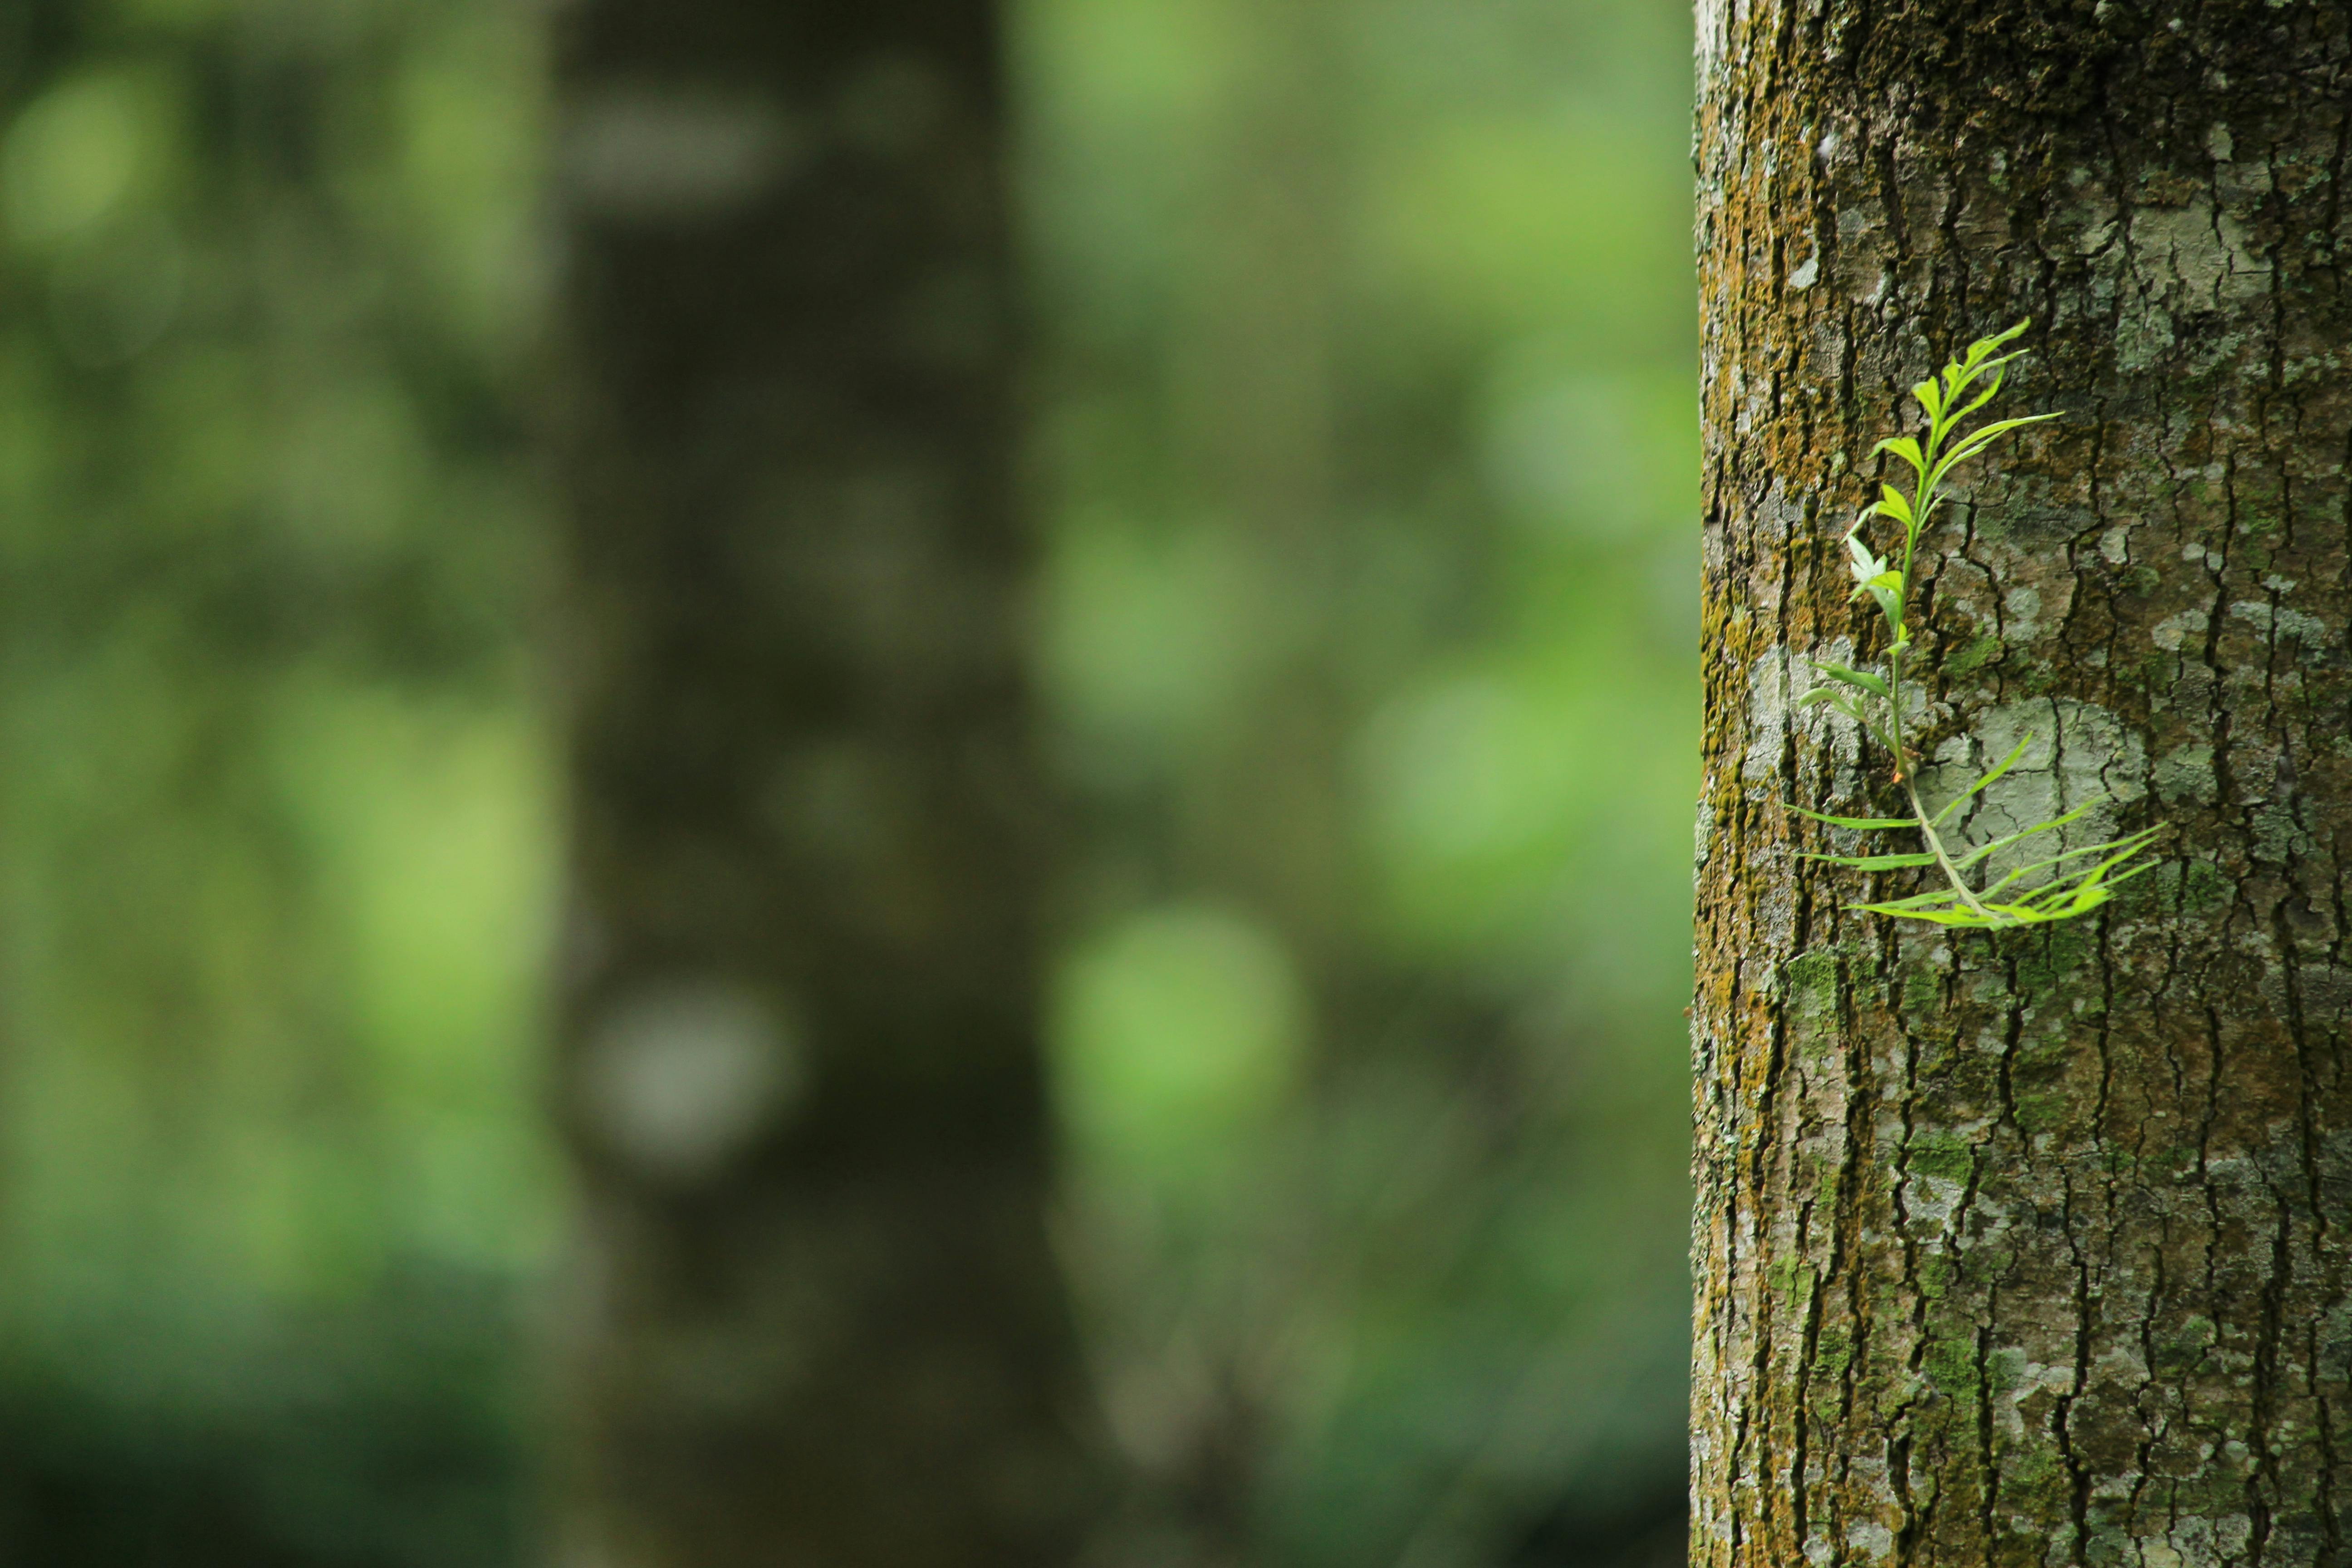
[[1925, 412, 2061, 492], [1984, 905, 2073, 926], [1872, 435, 1925, 476], [1859, 902, 1998, 926], [1961, 320, 2032, 364], [1802, 850, 1940, 870], [1863, 573, 1905, 628], [1874, 485, 1914, 526], [1846, 543, 1888, 590], [1790, 806, 1915, 830], [1814, 662, 1890, 699], [1975, 827, 2167, 897], [1855, 887, 1971, 911], [1950, 800, 2100, 869], [2095, 858, 2164, 892], [2012, 833, 2166, 907], [2015, 885, 2110, 920], [1844, 527, 1880, 578], [1955, 411, 2060, 446], [1946, 351, 2018, 405], [1949, 359, 2024, 425], [1985, 318, 2033, 350], [1797, 689, 1873, 731]]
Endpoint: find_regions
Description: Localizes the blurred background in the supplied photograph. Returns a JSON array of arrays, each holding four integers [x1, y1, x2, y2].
[[0, 0, 1694, 1564]]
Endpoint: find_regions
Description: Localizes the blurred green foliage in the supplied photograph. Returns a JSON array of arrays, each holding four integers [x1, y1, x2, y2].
[[0, 0, 1694, 1563], [1025, 0, 1696, 1562], [0, 1, 552, 1561]]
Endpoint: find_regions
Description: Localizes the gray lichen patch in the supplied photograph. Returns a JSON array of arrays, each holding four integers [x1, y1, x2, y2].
[[2151, 608, 2211, 651], [2228, 598, 2341, 650], [2128, 202, 2268, 310], [1742, 647, 1791, 788], [2154, 743, 2218, 804], [1916, 697, 2148, 886]]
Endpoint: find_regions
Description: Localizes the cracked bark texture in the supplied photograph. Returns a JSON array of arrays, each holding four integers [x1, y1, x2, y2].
[[546, 2, 1105, 1564], [1693, 2, 2352, 1565]]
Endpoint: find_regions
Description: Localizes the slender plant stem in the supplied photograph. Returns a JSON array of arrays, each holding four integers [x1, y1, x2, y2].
[[1904, 776, 2001, 922], [1882, 443, 2007, 921], [1886, 645, 1907, 779]]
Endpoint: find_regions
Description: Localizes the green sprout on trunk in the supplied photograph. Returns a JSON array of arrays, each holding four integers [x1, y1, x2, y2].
[[1794, 321, 2166, 929]]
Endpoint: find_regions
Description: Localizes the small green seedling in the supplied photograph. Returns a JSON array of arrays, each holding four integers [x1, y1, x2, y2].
[[1794, 321, 2166, 929]]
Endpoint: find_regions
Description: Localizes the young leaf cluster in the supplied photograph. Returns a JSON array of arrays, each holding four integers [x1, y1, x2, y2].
[[1793, 321, 2166, 929]]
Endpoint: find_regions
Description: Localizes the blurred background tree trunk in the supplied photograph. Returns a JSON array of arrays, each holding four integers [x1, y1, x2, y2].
[[1694, 2, 2350, 1563], [546, 2, 1105, 1563]]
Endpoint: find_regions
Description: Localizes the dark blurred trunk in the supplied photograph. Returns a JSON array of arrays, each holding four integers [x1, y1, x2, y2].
[[545, 3, 1104, 1564], [1693, 2, 2351, 1563]]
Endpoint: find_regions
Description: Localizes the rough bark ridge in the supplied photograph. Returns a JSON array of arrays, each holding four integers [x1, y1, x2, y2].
[[1694, 2, 2352, 1563], [548, 2, 1102, 1564]]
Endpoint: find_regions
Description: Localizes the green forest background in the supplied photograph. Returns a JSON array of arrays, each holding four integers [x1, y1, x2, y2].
[[0, 0, 1696, 1563]]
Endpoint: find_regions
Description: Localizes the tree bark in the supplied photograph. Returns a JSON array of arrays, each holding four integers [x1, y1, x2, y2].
[[546, 3, 1104, 1564], [1693, 4, 2352, 1565]]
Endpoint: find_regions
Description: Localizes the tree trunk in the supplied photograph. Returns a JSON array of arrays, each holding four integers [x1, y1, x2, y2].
[[1693, 5, 2352, 1565], [546, 3, 1104, 1564]]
